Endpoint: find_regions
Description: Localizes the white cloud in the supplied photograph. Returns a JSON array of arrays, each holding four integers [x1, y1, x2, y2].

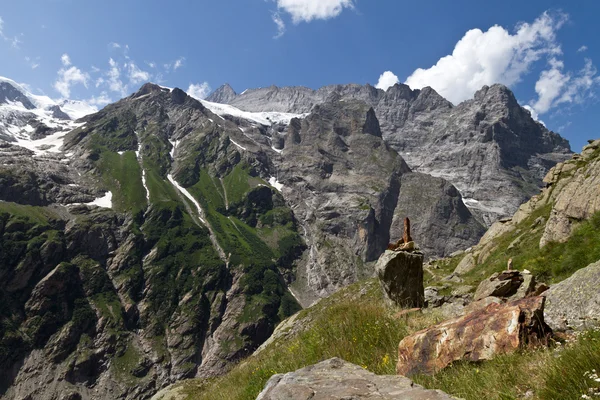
[[375, 71, 399, 91], [61, 53, 71, 67], [276, 0, 354, 23], [187, 82, 212, 100], [127, 62, 151, 85], [530, 58, 570, 113], [0, 16, 3, 36], [87, 92, 112, 107], [54, 55, 90, 98], [523, 105, 544, 125], [529, 57, 599, 115], [404, 12, 566, 104], [147, 61, 156, 68], [272, 12, 286, 38], [578, 45, 588, 53], [110, 42, 121, 49], [107, 58, 126, 96], [173, 57, 185, 70]]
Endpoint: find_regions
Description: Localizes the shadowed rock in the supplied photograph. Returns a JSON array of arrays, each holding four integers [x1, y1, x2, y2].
[[397, 296, 551, 376], [376, 250, 424, 308]]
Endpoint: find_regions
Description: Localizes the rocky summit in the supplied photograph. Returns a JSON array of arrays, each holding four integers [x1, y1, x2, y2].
[[211, 82, 572, 225], [0, 75, 573, 400]]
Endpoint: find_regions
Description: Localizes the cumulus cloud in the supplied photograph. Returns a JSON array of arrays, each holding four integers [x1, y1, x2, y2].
[[272, 12, 286, 39], [54, 55, 90, 98], [404, 12, 567, 104], [61, 53, 71, 67], [187, 82, 212, 100], [530, 58, 570, 113], [578, 45, 588, 53], [127, 62, 151, 85], [106, 58, 127, 96], [376, 71, 400, 91], [527, 57, 599, 115], [276, 0, 354, 23]]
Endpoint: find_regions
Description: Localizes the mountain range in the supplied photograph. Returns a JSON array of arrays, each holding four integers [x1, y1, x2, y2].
[[0, 76, 572, 399]]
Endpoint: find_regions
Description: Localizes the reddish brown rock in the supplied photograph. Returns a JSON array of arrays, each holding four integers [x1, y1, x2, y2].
[[403, 217, 413, 244], [397, 296, 551, 376]]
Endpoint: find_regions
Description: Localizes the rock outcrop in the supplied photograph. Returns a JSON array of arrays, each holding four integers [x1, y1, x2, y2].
[[397, 296, 551, 376], [210, 82, 571, 225], [544, 260, 600, 331], [257, 358, 457, 400], [452, 140, 600, 279], [376, 227, 425, 308]]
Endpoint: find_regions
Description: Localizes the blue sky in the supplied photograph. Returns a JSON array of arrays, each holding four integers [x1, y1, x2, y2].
[[1, 0, 598, 151]]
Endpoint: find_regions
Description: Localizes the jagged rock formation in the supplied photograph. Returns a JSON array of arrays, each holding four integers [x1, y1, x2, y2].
[[205, 83, 237, 104], [0, 80, 484, 399], [210, 82, 572, 225], [455, 139, 600, 276], [256, 358, 457, 400]]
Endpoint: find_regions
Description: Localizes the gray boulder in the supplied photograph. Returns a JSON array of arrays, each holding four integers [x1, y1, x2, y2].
[[544, 260, 600, 331], [256, 358, 457, 400], [474, 270, 524, 301], [376, 250, 424, 308]]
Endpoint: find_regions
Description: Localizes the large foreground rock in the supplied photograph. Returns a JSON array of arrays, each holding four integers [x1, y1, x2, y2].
[[397, 296, 551, 376], [257, 358, 457, 400], [376, 250, 424, 308], [544, 260, 600, 331]]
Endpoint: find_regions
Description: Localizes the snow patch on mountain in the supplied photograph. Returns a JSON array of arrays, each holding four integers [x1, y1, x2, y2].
[[200, 99, 307, 126]]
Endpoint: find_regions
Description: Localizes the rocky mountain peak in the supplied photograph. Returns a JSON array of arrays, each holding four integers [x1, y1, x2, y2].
[[206, 83, 237, 104], [0, 81, 36, 109], [132, 82, 170, 98]]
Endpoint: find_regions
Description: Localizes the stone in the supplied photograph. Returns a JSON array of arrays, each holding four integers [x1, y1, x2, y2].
[[402, 217, 413, 244], [424, 286, 445, 308], [397, 296, 551, 376], [376, 250, 424, 308], [510, 272, 536, 300], [257, 358, 457, 400], [473, 270, 524, 301], [544, 260, 600, 331], [454, 253, 476, 275]]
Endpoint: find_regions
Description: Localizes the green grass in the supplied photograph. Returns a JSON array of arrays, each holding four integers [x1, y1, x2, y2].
[[459, 207, 600, 287], [96, 151, 147, 213], [414, 329, 600, 400], [162, 280, 443, 400], [0, 201, 56, 225]]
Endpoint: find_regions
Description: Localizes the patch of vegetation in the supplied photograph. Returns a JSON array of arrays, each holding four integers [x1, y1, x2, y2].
[[168, 280, 443, 400], [95, 151, 147, 213], [460, 206, 600, 286]]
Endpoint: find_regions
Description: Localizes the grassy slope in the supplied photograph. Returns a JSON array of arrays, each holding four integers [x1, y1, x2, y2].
[[159, 192, 600, 399]]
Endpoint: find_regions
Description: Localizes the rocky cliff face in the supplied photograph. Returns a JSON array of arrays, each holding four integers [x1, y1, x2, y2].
[[214, 82, 572, 225], [0, 80, 484, 399]]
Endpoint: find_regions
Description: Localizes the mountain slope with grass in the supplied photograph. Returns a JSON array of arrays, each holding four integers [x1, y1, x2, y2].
[[0, 79, 492, 400], [153, 139, 600, 400]]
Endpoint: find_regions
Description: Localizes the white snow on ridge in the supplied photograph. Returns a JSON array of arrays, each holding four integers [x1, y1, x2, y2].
[[269, 177, 284, 192], [200, 99, 307, 126], [167, 174, 206, 224], [229, 138, 247, 151], [59, 100, 98, 120]]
